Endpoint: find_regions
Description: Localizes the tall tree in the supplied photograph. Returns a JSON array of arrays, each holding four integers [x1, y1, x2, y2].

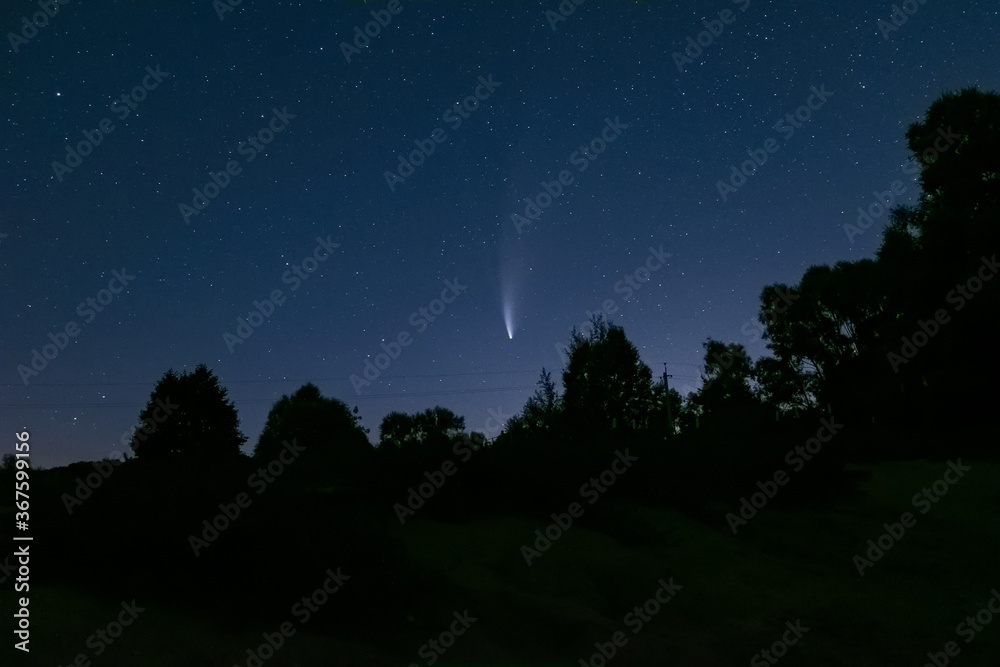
[[754, 356, 813, 414], [561, 315, 654, 433], [689, 339, 759, 419], [757, 88, 1000, 427], [906, 89, 999, 221]]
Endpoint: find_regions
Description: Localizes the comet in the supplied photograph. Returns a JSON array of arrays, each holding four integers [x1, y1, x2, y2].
[[499, 236, 525, 341], [503, 289, 516, 339], [498, 185, 534, 341]]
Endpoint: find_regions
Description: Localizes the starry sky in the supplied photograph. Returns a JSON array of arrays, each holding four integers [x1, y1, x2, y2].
[[2, 0, 997, 467]]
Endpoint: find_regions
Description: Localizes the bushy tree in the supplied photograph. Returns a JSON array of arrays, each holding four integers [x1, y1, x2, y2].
[[254, 383, 372, 470], [757, 261, 890, 417], [378, 406, 465, 454], [683, 339, 766, 431], [755, 88, 1000, 428], [754, 356, 812, 414], [131, 364, 245, 460], [698, 340, 756, 406], [561, 316, 654, 433], [904, 87, 1000, 266], [379, 411, 418, 450]]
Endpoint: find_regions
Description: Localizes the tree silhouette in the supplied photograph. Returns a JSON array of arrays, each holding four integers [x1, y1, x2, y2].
[[751, 88, 1000, 428], [378, 406, 466, 455], [352, 405, 371, 435], [686, 339, 762, 428], [507, 368, 562, 437], [561, 315, 654, 433], [254, 383, 372, 471], [754, 356, 812, 414], [131, 364, 245, 460], [378, 410, 418, 450], [904, 87, 1000, 265]]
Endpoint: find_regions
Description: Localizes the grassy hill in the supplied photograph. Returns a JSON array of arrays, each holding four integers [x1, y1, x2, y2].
[[3, 454, 999, 665]]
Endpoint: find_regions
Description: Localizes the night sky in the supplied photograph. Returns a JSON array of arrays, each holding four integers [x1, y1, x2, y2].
[[2, 0, 997, 467]]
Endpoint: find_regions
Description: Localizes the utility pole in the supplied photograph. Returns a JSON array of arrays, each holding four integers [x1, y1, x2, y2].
[[662, 362, 674, 437]]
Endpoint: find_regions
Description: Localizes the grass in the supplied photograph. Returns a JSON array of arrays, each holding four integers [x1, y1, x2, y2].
[[2, 457, 998, 665]]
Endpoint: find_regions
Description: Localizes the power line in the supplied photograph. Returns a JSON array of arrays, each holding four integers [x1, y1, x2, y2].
[[0, 359, 706, 411], [0, 362, 702, 390], [0, 368, 547, 389], [0, 384, 542, 410]]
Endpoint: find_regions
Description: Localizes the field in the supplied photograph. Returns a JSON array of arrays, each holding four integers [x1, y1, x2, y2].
[[3, 453, 999, 666]]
